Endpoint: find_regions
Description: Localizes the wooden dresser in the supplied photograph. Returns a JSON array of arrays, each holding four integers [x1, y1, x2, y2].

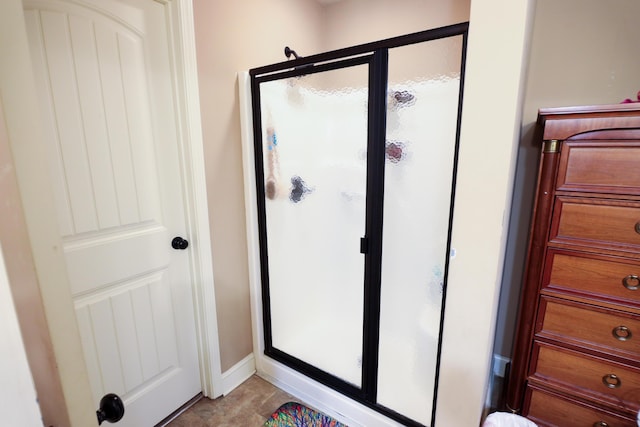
[[506, 104, 640, 427]]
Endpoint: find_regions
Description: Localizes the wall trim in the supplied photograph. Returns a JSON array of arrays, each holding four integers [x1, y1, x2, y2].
[[222, 353, 257, 395], [239, 71, 266, 372], [258, 357, 405, 427], [167, 0, 223, 398]]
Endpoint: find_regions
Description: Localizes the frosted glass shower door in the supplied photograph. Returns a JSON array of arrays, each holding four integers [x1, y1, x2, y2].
[[376, 37, 464, 425], [250, 23, 468, 427], [256, 62, 370, 387]]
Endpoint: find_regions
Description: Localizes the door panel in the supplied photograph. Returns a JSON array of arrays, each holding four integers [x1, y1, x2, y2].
[[27, 6, 161, 235], [259, 63, 369, 387], [24, 1, 200, 425], [377, 36, 463, 426], [64, 225, 169, 295], [75, 273, 180, 397]]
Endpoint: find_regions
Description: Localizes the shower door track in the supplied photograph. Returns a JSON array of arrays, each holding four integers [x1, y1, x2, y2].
[[249, 22, 468, 427]]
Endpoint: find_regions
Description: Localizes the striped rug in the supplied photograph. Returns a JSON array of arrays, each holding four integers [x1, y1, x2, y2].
[[264, 402, 346, 427]]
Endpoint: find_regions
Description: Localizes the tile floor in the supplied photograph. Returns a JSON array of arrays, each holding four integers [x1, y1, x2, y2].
[[165, 375, 298, 426], [165, 373, 505, 426]]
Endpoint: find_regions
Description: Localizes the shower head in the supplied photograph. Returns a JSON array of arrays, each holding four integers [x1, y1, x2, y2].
[[284, 46, 301, 60], [284, 46, 312, 78]]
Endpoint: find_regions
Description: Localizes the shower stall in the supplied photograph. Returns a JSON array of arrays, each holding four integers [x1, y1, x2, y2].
[[243, 23, 467, 427]]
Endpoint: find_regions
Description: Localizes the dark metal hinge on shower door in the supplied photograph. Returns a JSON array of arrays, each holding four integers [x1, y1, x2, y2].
[[360, 237, 369, 254]]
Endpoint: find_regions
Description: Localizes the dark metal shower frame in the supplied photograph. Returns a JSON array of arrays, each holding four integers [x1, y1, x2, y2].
[[249, 21, 469, 427]]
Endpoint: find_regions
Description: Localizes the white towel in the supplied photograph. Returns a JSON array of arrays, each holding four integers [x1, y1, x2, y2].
[[482, 412, 538, 427]]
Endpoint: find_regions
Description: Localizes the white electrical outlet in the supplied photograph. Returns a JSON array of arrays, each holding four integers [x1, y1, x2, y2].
[[492, 355, 510, 378]]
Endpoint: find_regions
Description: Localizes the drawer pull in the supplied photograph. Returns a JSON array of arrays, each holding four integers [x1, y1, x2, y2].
[[602, 373, 621, 389], [622, 274, 639, 290], [636, 221, 640, 235], [593, 422, 609, 427], [612, 325, 632, 341]]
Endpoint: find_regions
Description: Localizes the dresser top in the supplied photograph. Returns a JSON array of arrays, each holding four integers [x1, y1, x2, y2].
[[538, 103, 640, 141]]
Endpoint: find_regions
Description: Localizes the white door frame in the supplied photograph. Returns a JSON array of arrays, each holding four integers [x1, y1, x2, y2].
[[3, 0, 221, 424], [165, 0, 223, 400]]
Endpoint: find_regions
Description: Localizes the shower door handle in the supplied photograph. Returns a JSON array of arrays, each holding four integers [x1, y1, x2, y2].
[[360, 237, 369, 254]]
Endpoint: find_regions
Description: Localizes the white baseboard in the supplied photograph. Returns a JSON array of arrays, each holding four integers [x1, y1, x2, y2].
[[221, 353, 256, 395], [493, 354, 510, 378], [257, 356, 405, 427]]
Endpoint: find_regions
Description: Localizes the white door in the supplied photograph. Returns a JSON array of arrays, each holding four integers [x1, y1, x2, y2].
[[24, 0, 202, 425]]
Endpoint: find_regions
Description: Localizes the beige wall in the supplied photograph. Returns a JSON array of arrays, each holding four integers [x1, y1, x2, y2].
[[321, 0, 469, 51], [321, 0, 470, 90], [496, 0, 640, 358], [192, 0, 324, 371]]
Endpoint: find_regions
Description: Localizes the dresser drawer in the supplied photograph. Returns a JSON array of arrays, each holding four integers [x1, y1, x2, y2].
[[530, 343, 640, 413], [550, 197, 640, 255], [544, 250, 640, 306], [525, 384, 637, 427], [537, 297, 640, 360], [556, 141, 640, 196]]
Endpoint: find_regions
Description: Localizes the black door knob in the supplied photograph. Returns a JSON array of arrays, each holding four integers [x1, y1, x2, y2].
[[96, 393, 124, 425], [171, 236, 189, 250]]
